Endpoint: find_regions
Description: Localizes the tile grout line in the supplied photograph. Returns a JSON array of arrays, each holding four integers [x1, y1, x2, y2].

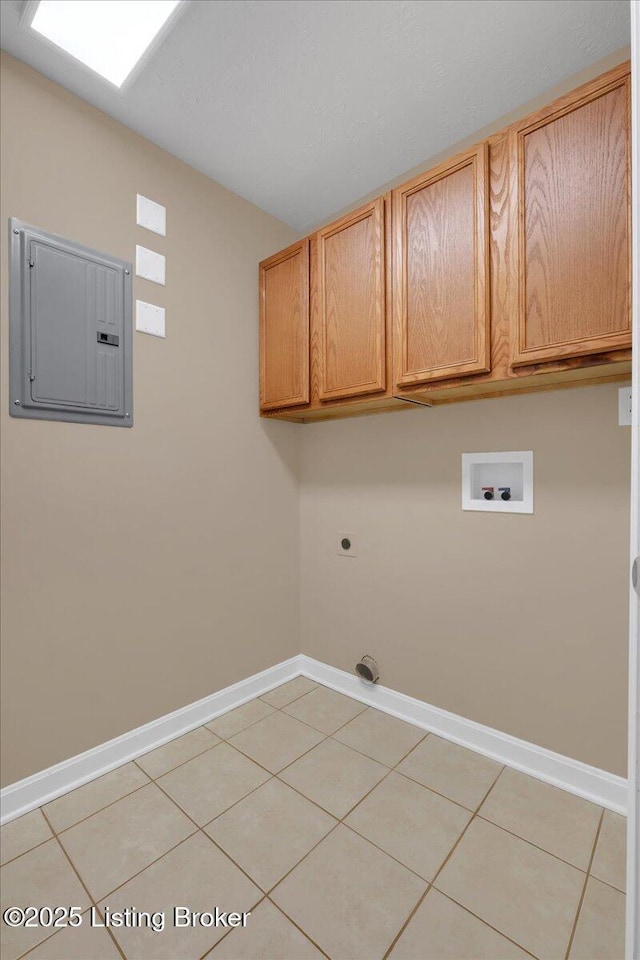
[[474, 811, 602, 876], [202, 702, 430, 834], [266, 819, 343, 897], [259, 724, 447, 945], [149, 775, 272, 899], [432, 889, 540, 959], [583, 872, 626, 895], [267, 766, 404, 894], [220, 691, 384, 795], [43, 777, 153, 839], [258, 679, 320, 710], [204, 711, 275, 741], [564, 808, 606, 960], [22, 807, 129, 960], [428, 764, 545, 960], [15, 907, 106, 960], [381, 763, 507, 960], [194, 895, 269, 960], [137, 734, 224, 780], [331, 727, 430, 769], [71, 826, 200, 907], [171, 763, 279, 836], [280, 698, 369, 734], [258, 713, 432, 900], [0, 834, 53, 870], [265, 897, 333, 960]]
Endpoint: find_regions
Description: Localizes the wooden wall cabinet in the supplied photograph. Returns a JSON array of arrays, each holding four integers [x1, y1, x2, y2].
[[393, 144, 490, 387], [260, 196, 402, 421], [509, 67, 631, 368], [260, 62, 631, 422], [316, 198, 387, 401], [259, 239, 309, 410]]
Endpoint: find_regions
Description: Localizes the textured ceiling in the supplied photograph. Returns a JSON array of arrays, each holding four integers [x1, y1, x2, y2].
[[0, 0, 630, 230]]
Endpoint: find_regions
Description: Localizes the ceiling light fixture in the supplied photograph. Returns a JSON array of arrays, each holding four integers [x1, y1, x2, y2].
[[27, 0, 183, 89]]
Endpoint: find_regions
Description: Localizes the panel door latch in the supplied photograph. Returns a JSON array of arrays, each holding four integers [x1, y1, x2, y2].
[[97, 332, 119, 346]]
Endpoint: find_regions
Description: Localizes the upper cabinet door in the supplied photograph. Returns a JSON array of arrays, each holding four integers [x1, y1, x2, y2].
[[259, 239, 309, 410], [510, 68, 631, 366], [316, 198, 386, 400], [393, 144, 490, 387]]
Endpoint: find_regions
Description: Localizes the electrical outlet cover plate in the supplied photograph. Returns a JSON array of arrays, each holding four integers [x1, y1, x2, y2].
[[338, 532, 357, 557], [136, 245, 165, 285], [136, 300, 165, 338], [136, 194, 166, 236], [618, 386, 632, 426]]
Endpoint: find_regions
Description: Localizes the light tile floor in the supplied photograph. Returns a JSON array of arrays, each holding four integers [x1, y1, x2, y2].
[[0, 679, 627, 960]]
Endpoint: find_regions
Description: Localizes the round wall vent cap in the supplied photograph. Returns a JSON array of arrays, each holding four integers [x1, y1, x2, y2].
[[355, 655, 379, 684]]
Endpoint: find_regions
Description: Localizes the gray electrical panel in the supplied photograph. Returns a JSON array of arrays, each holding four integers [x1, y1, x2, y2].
[[9, 219, 133, 426]]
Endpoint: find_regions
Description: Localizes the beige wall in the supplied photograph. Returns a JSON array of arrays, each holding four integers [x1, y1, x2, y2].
[[300, 48, 632, 779], [300, 386, 630, 776], [0, 55, 299, 786]]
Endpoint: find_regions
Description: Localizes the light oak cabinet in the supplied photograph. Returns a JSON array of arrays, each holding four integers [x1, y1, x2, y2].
[[259, 239, 309, 410], [393, 144, 490, 387], [316, 198, 387, 400], [260, 63, 631, 422], [509, 67, 630, 367]]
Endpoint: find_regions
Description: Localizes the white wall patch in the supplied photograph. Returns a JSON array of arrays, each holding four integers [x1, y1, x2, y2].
[[136, 300, 165, 338], [136, 195, 166, 236], [136, 245, 165, 285]]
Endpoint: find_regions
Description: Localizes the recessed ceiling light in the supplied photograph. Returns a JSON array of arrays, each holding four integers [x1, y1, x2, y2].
[[29, 0, 182, 88]]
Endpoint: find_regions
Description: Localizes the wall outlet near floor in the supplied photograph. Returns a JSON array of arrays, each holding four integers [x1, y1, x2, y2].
[[618, 386, 632, 426], [337, 532, 357, 557]]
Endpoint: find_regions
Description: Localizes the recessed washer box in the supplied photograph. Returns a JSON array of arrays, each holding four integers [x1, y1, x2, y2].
[[9, 218, 133, 427], [462, 451, 533, 514]]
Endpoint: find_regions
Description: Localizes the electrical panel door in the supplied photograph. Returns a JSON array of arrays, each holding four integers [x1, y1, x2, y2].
[[9, 219, 133, 426]]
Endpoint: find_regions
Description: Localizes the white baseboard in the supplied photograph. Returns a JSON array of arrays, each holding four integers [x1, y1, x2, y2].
[[0, 657, 301, 825], [1, 653, 628, 825], [298, 655, 628, 815]]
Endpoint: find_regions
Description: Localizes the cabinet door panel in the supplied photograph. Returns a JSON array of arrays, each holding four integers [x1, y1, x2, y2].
[[512, 72, 630, 365], [259, 240, 309, 409], [394, 144, 490, 386], [317, 199, 386, 400]]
